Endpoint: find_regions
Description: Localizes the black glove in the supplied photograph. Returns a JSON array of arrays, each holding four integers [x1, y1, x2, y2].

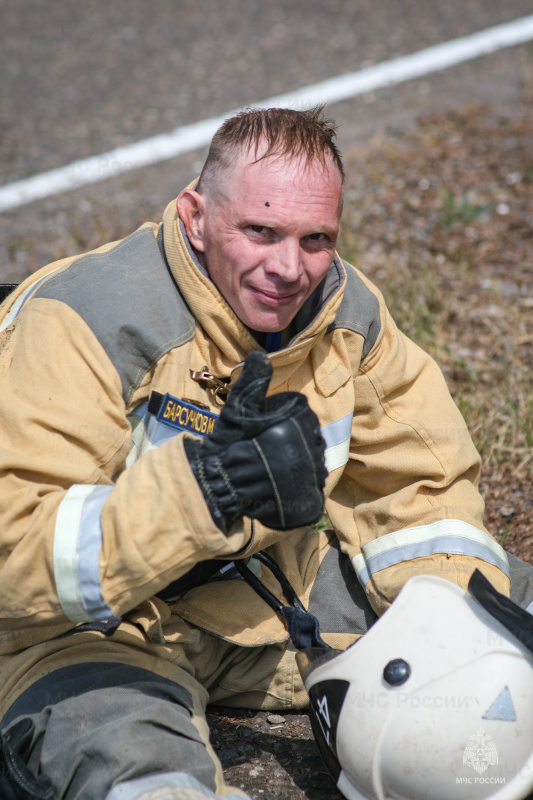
[[184, 351, 327, 533]]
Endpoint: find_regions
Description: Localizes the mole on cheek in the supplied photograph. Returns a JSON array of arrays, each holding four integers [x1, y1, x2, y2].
[[265, 202, 270, 207]]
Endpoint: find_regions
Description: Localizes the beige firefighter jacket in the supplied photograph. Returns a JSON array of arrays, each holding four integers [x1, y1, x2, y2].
[[0, 196, 509, 697]]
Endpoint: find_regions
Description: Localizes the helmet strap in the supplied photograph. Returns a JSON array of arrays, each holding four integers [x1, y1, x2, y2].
[[234, 551, 331, 651]]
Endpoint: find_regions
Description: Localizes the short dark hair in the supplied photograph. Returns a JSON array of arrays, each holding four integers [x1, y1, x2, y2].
[[197, 106, 344, 194]]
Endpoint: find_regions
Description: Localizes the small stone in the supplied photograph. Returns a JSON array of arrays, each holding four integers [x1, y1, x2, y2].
[[266, 714, 286, 725]]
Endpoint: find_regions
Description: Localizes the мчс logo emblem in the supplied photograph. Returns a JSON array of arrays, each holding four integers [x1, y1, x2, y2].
[[463, 728, 498, 775]]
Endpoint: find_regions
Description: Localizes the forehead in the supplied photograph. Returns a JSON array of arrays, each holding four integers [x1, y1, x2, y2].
[[223, 147, 343, 212]]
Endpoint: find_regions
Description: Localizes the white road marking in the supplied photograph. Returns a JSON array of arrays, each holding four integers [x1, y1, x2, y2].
[[2, 14, 533, 213]]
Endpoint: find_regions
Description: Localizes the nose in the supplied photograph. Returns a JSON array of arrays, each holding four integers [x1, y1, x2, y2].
[[265, 239, 302, 282]]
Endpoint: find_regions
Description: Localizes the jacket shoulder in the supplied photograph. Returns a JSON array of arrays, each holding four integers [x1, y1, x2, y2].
[[327, 259, 382, 358], [34, 226, 195, 402]]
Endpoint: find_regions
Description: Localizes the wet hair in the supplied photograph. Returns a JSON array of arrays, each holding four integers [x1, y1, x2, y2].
[[196, 106, 345, 197]]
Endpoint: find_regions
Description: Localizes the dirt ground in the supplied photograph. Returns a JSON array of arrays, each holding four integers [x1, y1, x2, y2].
[[206, 709, 336, 800]]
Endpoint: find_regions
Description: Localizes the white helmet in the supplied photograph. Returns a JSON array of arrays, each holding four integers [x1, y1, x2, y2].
[[298, 570, 533, 800]]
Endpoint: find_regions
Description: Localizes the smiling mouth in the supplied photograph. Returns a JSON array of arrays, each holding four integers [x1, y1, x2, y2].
[[250, 286, 300, 306]]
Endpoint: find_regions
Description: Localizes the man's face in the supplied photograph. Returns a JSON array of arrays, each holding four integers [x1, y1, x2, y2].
[[180, 148, 342, 332]]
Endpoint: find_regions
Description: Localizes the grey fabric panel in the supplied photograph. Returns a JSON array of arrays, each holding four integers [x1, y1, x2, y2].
[[308, 538, 377, 635], [35, 228, 195, 403], [508, 551, 533, 609], [1, 662, 194, 727], [3, 663, 217, 800], [327, 260, 381, 358], [290, 256, 344, 338], [309, 545, 533, 636]]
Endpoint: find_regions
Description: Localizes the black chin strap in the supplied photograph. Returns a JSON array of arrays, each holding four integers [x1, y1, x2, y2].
[[236, 561, 533, 655], [234, 552, 331, 651], [468, 568, 533, 655]]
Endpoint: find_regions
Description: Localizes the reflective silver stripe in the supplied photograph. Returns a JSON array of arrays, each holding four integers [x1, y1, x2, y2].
[[352, 552, 370, 588], [126, 401, 182, 468], [527, 600, 533, 615], [106, 771, 247, 800], [0, 268, 60, 333], [125, 402, 150, 468], [352, 520, 510, 585], [145, 408, 185, 446], [77, 485, 117, 619], [54, 484, 115, 621], [321, 412, 352, 473]]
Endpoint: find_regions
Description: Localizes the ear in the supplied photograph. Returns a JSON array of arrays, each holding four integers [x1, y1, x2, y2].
[[176, 189, 207, 253]]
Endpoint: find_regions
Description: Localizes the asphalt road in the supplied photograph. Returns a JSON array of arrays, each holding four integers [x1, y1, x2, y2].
[[2, 0, 533, 278]]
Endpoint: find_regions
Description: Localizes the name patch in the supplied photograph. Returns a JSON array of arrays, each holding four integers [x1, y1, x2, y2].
[[156, 394, 218, 437]]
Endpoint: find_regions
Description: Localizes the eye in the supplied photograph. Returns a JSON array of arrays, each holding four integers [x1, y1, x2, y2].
[[248, 225, 269, 235], [306, 232, 336, 244], [302, 232, 335, 251]]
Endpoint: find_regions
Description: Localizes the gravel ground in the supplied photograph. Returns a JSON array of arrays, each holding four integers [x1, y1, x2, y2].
[[206, 709, 338, 800]]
